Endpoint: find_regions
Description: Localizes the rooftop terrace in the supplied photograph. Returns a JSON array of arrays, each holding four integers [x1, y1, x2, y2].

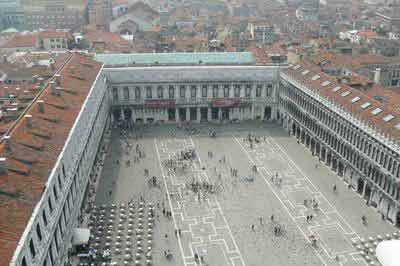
[[94, 52, 256, 67]]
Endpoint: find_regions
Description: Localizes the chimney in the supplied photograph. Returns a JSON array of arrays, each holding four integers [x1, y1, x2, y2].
[[3, 136, 11, 151], [37, 100, 45, 113], [49, 81, 56, 95], [55, 87, 62, 96], [0, 158, 7, 174], [55, 74, 61, 86], [25, 114, 32, 128], [374, 68, 381, 84], [50, 59, 55, 71]]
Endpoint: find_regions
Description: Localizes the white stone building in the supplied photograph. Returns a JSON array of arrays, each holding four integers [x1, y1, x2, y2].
[[3, 52, 400, 266]]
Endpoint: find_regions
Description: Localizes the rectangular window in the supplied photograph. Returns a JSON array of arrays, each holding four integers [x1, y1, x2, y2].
[[223, 85, 229, 97], [157, 86, 163, 98], [53, 186, 58, 201], [48, 198, 53, 213], [212, 85, 218, 98], [123, 87, 129, 100], [42, 210, 48, 226], [169, 86, 175, 99], [202, 85, 207, 97], [49, 244, 54, 265], [112, 87, 118, 101], [135, 87, 140, 100], [180, 86, 185, 98], [54, 230, 59, 252], [146, 86, 152, 99], [234, 85, 240, 97], [245, 85, 251, 97], [58, 219, 64, 237], [57, 174, 62, 189], [29, 239, 36, 258], [256, 85, 262, 97], [266, 84, 272, 96], [36, 224, 42, 241], [191, 86, 196, 98]]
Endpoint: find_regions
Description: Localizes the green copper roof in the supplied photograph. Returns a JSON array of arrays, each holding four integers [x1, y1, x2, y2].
[[94, 52, 255, 66]]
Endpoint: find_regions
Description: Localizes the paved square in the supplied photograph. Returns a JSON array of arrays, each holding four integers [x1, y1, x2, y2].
[[94, 122, 396, 266]]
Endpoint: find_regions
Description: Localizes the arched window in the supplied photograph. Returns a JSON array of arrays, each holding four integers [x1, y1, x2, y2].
[[123, 86, 129, 100]]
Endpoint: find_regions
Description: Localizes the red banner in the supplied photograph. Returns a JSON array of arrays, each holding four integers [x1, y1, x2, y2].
[[212, 98, 240, 108], [145, 99, 176, 108]]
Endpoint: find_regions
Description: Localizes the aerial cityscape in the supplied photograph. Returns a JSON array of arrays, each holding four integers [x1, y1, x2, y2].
[[0, 0, 400, 266]]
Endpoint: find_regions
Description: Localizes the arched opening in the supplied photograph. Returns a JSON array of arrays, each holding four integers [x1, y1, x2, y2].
[[310, 138, 315, 154], [120, 29, 133, 35], [124, 108, 132, 121], [113, 108, 121, 121], [364, 184, 372, 201], [357, 178, 364, 194], [332, 157, 337, 171], [338, 162, 344, 177], [326, 152, 332, 166], [306, 134, 310, 147], [321, 148, 326, 162], [396, 211, 400, 227], [264, 106, 272, 120]]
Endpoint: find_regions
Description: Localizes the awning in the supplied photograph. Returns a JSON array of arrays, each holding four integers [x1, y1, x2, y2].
[[72, 228, 90, 245], [376, 240, 400, 266], [144, 99, 176, 108], [212, 98, 240, 108]]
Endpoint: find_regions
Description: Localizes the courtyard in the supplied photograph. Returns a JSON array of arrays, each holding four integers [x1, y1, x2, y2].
[[93, 121, 396, 266]]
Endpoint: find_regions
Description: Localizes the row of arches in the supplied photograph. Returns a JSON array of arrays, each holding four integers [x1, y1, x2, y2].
[[278, 83, 400, 227], [281, 82, 400, 178]]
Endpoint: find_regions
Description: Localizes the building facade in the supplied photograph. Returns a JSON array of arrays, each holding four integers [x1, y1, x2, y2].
[[87, 0, 112, 32], [3, 54, 110, 266], [279, 64, 400, 227], [106, 66, 280, 124], [4, 52, 400, 266]]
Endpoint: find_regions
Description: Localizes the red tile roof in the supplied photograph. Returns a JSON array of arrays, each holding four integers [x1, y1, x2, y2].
[[283, 63, 400, 142], [38, 31, 73, 40], [0, 53, 103, 265], [1, 34, 38, 49]]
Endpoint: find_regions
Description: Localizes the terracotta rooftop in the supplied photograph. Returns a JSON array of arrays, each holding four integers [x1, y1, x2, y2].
[[0, 53, 103, 265], [283, 63, 400, 143], [38, 31, 73, 40], [1, 34, 38, 49]]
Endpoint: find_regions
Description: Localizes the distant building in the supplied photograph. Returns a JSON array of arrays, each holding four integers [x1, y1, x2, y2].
[[87, 0, 113, 32], [0, 33, 38, 52], [38, 31, 74, 50], [248, 21, 276, 44], [22, 0, 84, 31], [0, 0, 24, 31], [296, 0, 319, 21], [376, 0, 400, 32]]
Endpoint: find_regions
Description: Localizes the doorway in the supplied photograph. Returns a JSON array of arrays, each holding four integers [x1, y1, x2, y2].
[[264, 106, 272, 120]]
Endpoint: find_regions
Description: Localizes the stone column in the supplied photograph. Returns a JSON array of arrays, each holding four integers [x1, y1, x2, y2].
[[218, 108, 222, 121], [197, 107, 201, 123], [186, 107, 190, 121], [362, 181, 367, 198], [207, 107, 212, 121], [175, 108, 179, 122], [121, 109, 125, 121], [110, 111, 114, 124]]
